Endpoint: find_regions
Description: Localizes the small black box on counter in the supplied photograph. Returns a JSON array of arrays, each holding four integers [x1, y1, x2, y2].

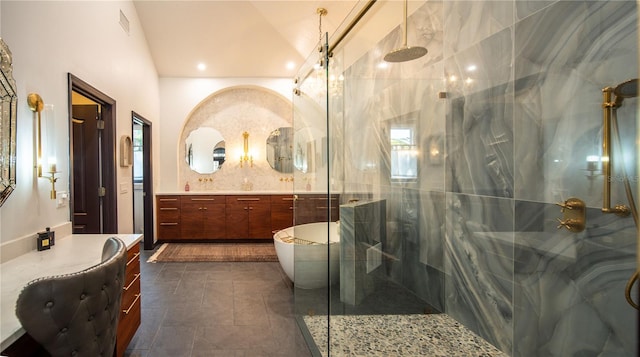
[[37, 231, 51, 251]]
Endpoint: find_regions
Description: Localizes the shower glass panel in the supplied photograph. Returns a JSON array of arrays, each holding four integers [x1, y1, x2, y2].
[[291, 31, 333, 356], [294, 1, 638, 356]]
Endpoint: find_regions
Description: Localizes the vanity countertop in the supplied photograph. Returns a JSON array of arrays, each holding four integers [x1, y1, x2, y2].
[[0, 233, 142, 351], [156, 191, 329, 195]]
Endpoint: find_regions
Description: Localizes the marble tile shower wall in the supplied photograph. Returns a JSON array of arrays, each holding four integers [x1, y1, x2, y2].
[[333, 1, 638, 356]]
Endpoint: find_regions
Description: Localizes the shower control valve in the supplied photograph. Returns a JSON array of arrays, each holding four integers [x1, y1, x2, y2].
[[556, 198, 584, 212], [556, 218, 584, 232], [555, 197, 586, 233]]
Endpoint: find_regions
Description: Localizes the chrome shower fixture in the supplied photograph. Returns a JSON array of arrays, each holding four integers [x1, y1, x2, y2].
[[384, 0, 427, 63]]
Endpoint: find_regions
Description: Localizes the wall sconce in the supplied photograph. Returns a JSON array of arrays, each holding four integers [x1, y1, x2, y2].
[[28, 93, 59, 199], [240, 131, 253, 168], [585, 155, 602, 191], [426, 135, 444, 165], [586, 155, 601, 177]]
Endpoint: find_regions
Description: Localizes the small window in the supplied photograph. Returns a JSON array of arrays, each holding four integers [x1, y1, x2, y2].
[[390, 126, 418, 181]]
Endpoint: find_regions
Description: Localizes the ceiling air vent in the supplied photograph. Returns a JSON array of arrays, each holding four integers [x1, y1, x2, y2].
[[119, 10, 130, 35]]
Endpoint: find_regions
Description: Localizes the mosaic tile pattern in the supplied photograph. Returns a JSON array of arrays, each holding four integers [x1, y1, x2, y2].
[[179, 86, 294, 192], [303, 314, 508, 357]]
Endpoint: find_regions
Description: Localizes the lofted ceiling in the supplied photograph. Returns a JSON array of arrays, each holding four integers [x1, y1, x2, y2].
[[132, 1, 362, 78]]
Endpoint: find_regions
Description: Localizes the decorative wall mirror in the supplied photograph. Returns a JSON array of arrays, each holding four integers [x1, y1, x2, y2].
[[294, 127, 325, 174], [0, 38, 17, 207], [266, 127, 293, 173], [185, 127, 225, 174]]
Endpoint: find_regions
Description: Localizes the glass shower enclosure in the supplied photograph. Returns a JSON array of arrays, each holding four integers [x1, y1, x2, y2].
[[291, 1, 639, 356]]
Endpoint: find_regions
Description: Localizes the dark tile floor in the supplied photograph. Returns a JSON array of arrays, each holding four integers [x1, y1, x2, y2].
[[124, 243, 313, 357]]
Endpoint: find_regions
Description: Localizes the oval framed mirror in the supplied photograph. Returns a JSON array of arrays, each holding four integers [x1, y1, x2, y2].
[[185, 127, 225, 174], [293, 127, 324, 173], [266, 127, 293, 173], [0, 38, 17, 207]]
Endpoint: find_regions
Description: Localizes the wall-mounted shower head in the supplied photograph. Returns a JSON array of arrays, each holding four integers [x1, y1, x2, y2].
[[613, 78, 638, 107]]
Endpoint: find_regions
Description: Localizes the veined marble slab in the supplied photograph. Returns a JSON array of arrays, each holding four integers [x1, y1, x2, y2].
[[0, 234, 142, 351]]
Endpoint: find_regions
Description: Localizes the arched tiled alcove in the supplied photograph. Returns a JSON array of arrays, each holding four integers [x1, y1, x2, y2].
[[179, 85, 293, 191]]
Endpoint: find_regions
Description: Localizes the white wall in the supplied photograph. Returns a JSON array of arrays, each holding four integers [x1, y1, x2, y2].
[[158, 77, 293, 192], [0, 1, 160, 246]]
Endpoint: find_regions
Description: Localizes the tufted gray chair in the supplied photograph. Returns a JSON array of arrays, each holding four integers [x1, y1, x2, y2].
[[15, 237, 128, 357]]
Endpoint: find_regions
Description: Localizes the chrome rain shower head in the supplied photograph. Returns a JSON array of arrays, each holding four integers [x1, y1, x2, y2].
[[384, 0, 427, 63], [613, 78, 638, 107]]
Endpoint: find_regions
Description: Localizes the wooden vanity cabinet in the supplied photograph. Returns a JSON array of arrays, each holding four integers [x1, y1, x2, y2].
[[180, 196, 226, 239], [156, 195, 181, 239], [225, 195, 272, 239], [155, 194, 340, 241], [271, 195, 295, 233], [116, 243, 141, 357], [295, 194, 340, 225]]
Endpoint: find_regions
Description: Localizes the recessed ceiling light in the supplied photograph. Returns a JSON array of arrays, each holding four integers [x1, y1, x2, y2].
[[197, 63, 206, 71], [286, 61, 296, 70]]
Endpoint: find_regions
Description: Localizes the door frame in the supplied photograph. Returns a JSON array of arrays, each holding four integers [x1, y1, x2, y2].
[[132, 112, 155, 250], [68, 73, 118, 233]]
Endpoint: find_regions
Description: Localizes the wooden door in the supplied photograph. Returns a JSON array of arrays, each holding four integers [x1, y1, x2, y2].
[[69, 74, 117, 234], [71, 104, 101, 233]]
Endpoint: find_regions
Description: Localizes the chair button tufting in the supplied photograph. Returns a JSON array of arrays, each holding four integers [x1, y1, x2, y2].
[[71, 350, 77, 356], [80, 293, 86, 300], [88, 314, 94, 321], [60, 327, 68, 333], [102, 284, 106, 290], [45, 301, 54, 308]]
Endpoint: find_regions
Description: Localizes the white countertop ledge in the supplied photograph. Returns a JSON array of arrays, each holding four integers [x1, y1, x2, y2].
[[156, 190, 328, 195], [0, 233, 142, 351]]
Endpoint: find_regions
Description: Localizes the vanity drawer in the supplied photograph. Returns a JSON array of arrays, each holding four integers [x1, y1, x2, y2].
[[157, 196, 181, 239], [117, 285, 141, 357], [116, 243, 141, 357], [124, 248, 141, 294], [156, 195, 181, 208]]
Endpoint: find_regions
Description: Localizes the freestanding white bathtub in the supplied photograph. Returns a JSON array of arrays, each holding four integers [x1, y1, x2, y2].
[[273, 221, 340, 289]]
